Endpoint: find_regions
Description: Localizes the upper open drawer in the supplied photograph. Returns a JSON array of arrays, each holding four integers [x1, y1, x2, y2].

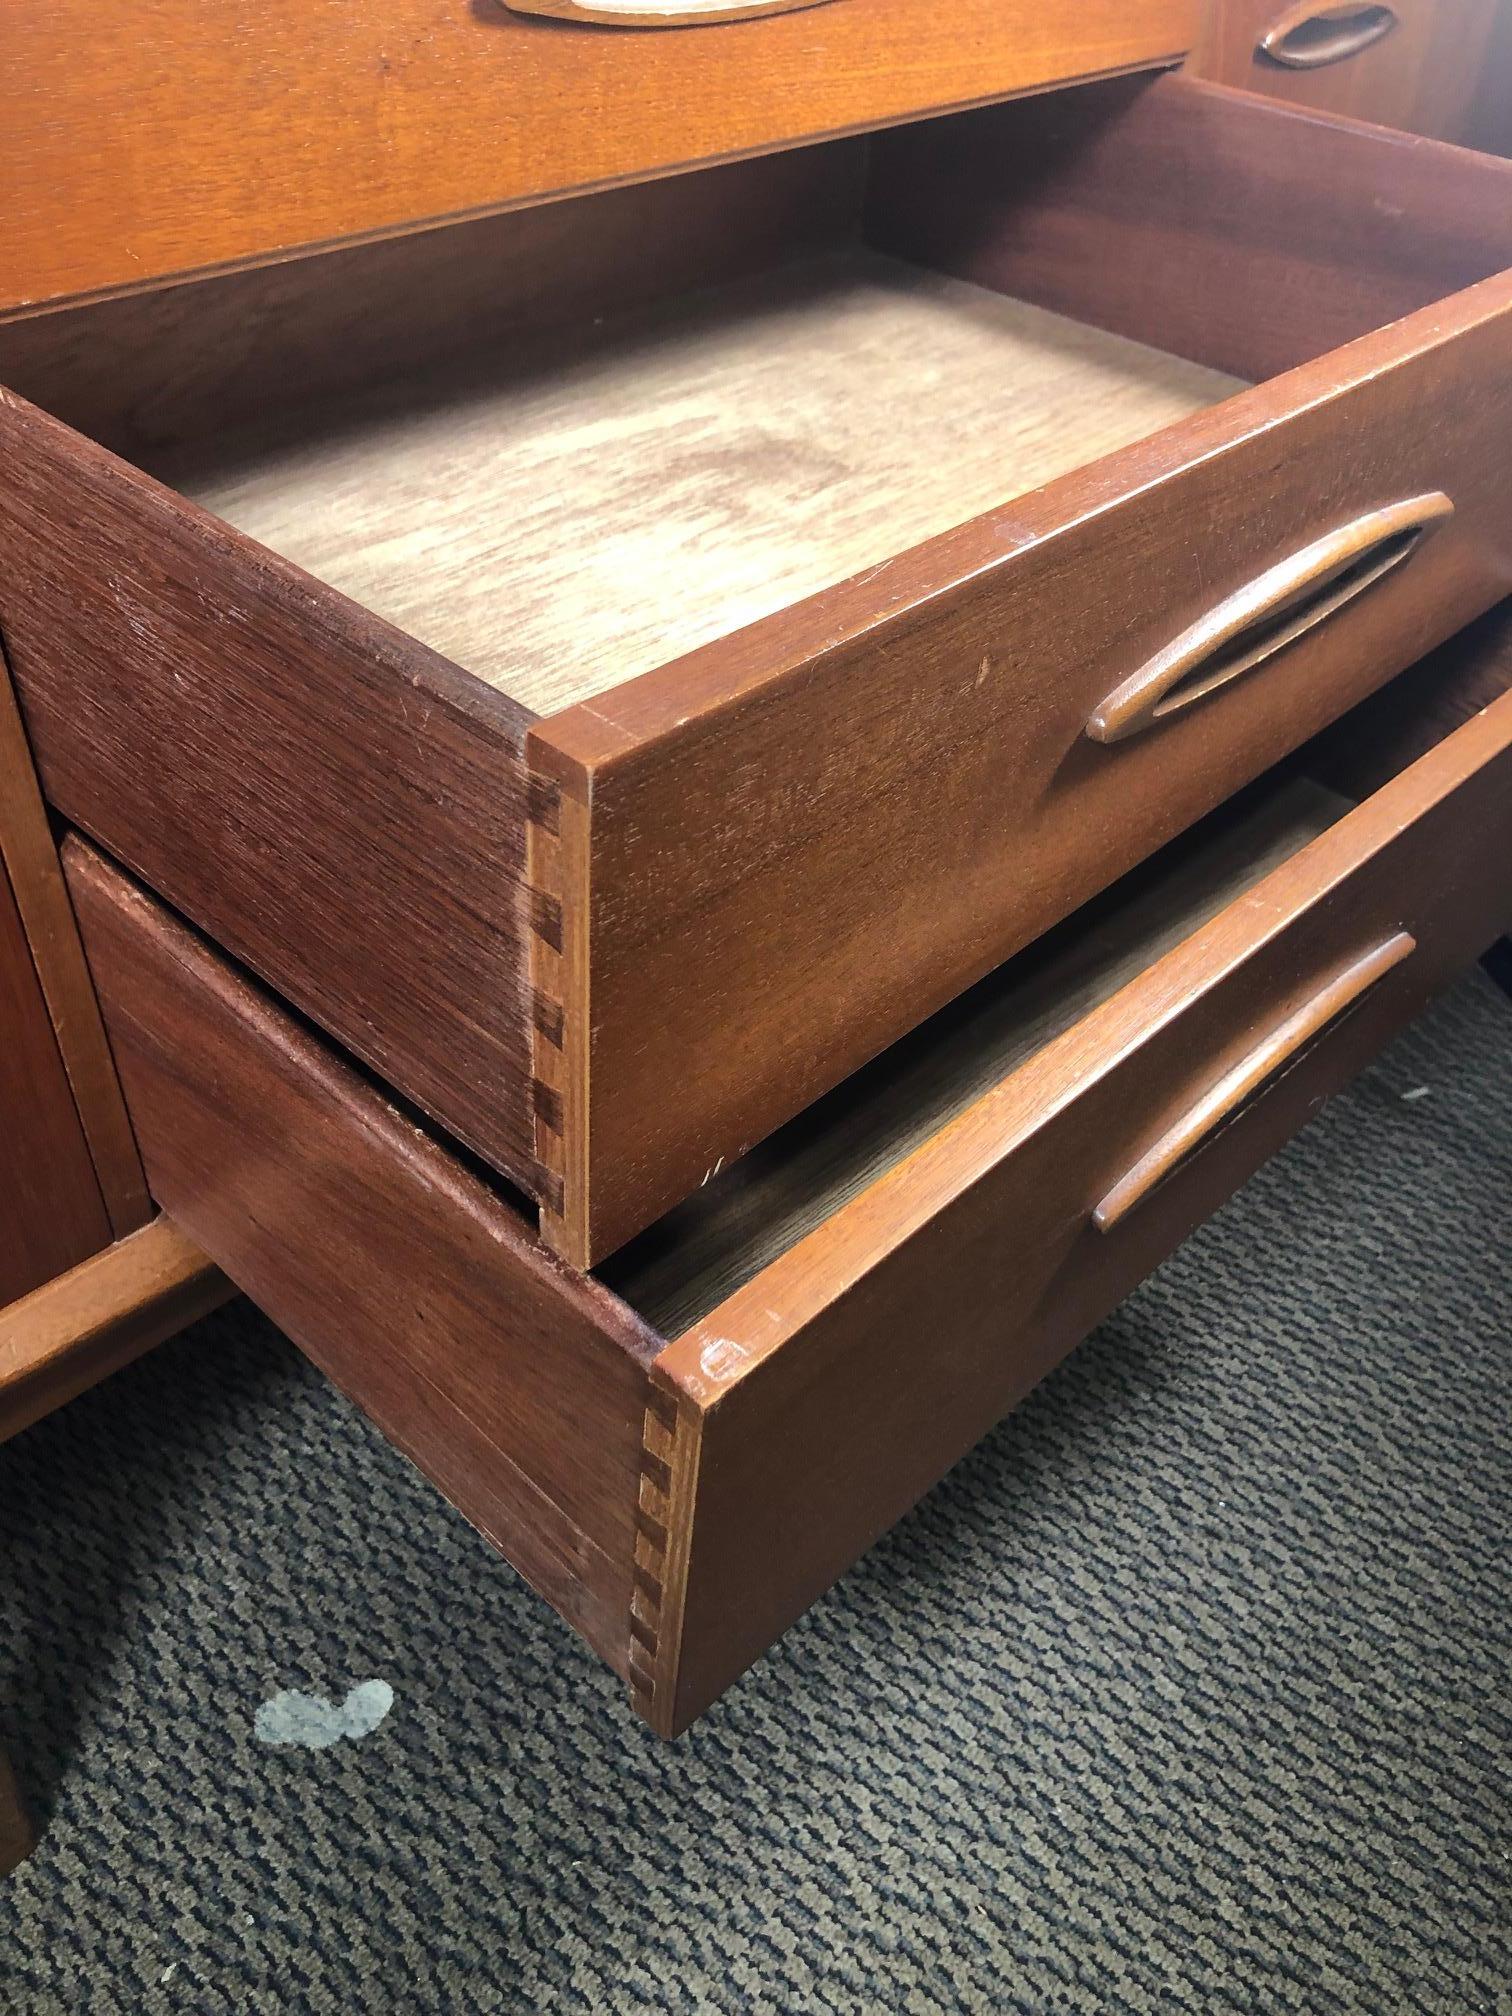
[[3, 77, 1512, 1265], [1, 0, 1198, 317]]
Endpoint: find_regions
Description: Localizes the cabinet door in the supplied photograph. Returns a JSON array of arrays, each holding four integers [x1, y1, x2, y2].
[[0, 853, 112, 1306]]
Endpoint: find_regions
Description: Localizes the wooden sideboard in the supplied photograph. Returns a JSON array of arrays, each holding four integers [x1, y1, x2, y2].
[[3, 3, 1510, 1775]]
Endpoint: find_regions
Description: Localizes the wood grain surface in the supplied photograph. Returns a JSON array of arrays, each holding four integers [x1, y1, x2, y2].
[[0, 0, 1198, 316], [0, 854, 113, 1308], [0, 639, 151, 1237], [641, 685, 1512, 1734], [0, 387, 551, 1206], [1190, 0, 1506, 142], [0, 1217, 231, 1446], [63, 837, 661, 1677], [174, 253, 1240, 716]]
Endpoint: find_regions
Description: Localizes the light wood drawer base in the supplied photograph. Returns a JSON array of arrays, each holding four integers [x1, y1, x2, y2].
[[63, 658, 1512, 1733]]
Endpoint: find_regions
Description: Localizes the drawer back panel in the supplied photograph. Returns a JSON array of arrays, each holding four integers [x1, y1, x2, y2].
[[867, 73, 1512, 382], [0, 147, 866, 472]]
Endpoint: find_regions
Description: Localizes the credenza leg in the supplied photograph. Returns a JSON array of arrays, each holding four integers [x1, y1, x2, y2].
[[1480, 936, 1512, 1001], [0, 1742, 34, 1874]]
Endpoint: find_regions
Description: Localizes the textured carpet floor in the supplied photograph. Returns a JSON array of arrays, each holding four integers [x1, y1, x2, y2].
[[2, 972, 1510, 2015]]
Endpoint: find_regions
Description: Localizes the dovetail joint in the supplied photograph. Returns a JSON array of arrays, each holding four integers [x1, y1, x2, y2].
[[531, 987, 566, 1050], [531, 1078, 564, 1134], [526, 771, 563, 838], [524, 761, 575, 1233], [528, 888, 564, 955], [629, 1396, 681, 1718]]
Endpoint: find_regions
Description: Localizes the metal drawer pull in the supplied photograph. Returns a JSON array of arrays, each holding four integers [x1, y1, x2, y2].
[[503, 0, 832, 25], [1259, 3, 1400, 67], [1085, 492, 1453, 746], [1092, 930, 1417, 1233]]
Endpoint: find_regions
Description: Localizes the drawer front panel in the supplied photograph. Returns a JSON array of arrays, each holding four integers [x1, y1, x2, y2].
[[4, 0, 1197, 316], [644, 690, 1512, 1733], [61, 836, 660, 1678]]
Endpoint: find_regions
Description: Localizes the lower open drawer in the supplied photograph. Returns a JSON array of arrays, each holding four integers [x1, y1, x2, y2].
[[64, 653, 1512, 1734]]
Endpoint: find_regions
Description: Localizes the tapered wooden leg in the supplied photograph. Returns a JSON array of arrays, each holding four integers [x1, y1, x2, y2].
[[0, 1744, 34, 1874], [1481, 936, 1512, 1000]]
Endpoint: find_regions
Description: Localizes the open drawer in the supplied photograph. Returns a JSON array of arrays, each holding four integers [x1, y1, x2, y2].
[[6, 76, 1512, 1266], [64, 636, 1512, 1733]]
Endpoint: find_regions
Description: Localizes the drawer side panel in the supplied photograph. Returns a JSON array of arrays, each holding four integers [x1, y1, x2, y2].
[[63, 837, 660, 1681], [0, 389, 552, 1206]]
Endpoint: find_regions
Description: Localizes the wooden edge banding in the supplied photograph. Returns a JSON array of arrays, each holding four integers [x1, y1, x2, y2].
[[628, 1379, 703, 1736], [0, 639, 151, 1236], [525, 738, 594, 1259], [0, 1215, 231, 1445]]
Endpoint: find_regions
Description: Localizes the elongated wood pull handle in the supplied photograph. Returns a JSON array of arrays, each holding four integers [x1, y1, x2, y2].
[[1092, 930, 1416, 1233], [502, 0, 832, 25], [1259, 2, 1399, 66], [1086, 493, 1452, 746]]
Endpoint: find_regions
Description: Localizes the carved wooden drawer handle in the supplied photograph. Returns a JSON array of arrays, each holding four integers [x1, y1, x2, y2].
[[503, 0, 832, 25], [1093, 930, 1417, 1233], [1085, 492, 1453, 746], [1258, 2, 1400, 67]]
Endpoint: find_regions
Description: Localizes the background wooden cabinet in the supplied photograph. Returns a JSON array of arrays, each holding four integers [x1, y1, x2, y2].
[[1191, 0, 1512, 149]]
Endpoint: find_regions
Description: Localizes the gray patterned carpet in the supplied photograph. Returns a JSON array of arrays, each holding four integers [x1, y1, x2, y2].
[[2, 972, 1509, 2015]]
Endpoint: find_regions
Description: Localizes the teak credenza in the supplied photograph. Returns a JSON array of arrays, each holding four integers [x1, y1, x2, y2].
[[2, 2, 1510, 1757]]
